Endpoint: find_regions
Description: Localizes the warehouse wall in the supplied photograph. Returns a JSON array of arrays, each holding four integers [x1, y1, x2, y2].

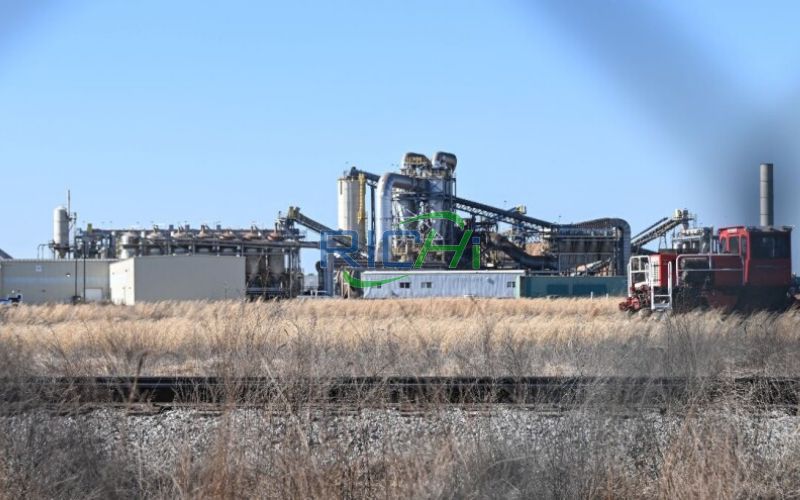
[[516, 276, 627, 298], [361, 270, 525, 299], [0, 259, 113, 304], [110, 255, 245, 305]]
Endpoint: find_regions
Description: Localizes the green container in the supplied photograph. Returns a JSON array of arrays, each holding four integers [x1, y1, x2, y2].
[[516, 276, 627, 298]]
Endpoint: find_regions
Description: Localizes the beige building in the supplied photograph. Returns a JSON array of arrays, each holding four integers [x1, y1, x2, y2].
[[109, 255, 245, 305]]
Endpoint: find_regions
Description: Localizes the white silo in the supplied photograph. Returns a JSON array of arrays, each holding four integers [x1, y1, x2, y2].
[[52, 206, 70, 258], [337, 175, 365, 247]]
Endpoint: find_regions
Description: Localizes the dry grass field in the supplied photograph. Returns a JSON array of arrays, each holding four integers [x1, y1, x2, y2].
[[0, 297, 798, 378], [1, 298, 800, 499]]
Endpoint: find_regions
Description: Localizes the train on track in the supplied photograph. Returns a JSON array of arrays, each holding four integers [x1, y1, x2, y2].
[[620, 163, 798, 313], [620, 225, 795, 312]]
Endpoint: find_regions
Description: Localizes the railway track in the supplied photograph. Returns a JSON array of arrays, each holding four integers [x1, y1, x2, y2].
[[2, 376, 799, 409]]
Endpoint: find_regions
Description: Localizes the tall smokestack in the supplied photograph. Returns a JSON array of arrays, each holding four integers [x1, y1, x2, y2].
[[760, 163, 774, 226]]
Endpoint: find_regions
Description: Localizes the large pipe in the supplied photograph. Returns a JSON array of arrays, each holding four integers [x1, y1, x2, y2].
[[375, 172, 427, 263], [760, 162, 774, 226]]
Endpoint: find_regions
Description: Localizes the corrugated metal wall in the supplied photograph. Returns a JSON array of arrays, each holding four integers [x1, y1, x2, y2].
[[516, 276, 627, 298], [0, 259, 113, 304], [361, 270, 525, 299]]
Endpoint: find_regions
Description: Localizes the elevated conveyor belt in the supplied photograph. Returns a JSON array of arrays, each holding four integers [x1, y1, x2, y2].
[[485, 232, 557, 270], [285, 206, 367, 254], [286, 206, 334, 235], [632, 210, 694, 250], [452, 196, 555, 230]]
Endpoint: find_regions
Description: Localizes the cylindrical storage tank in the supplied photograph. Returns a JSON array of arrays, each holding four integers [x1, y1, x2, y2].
[[429, 152, 456, 240], [267, 249, 286, 277], [245, 254, 264, 286], [144, 242, 163, 256], [427, 177, 455, 241], [760, 163, 774, 226], [146, 230, 165, 256], [119, 231, 140, 259], [52, 206, 70, 257], [337, 176, 363, 246]]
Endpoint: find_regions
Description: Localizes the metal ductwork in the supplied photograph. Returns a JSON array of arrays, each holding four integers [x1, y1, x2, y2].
[[760, 163, 774, 227], [571, 217, 631, 275], [375, 172, 428, 263], [401, 152, 432, 176], [432, 151, 457, 173]]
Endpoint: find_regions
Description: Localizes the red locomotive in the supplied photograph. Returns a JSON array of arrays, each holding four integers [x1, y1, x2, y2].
[[620, 226, 795, 312]]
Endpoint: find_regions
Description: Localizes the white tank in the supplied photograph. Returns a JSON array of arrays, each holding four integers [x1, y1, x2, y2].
[[337, 176, 364, 246], [119, 231, 140, 259], [52, 206, 70, 253]]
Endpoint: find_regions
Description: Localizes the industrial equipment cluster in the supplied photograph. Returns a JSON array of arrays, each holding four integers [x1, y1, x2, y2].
[[0, 153, 793, 310]]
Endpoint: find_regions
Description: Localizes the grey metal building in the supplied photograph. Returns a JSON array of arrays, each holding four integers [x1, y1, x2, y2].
[[109, 255, 245, 305], [0, 259, 113, 304]]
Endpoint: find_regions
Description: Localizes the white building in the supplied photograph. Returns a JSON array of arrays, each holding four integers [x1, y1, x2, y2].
[[359, 270, 525, 299]]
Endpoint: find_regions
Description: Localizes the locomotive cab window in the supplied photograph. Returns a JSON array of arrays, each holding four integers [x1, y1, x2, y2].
[[728, 236, 739, 254], [751, 233, 790, 259]]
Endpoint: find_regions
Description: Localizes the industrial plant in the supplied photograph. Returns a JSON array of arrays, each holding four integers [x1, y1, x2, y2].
[[0, 153, 793, 308]]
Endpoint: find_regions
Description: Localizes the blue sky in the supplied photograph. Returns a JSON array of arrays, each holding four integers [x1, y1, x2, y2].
[[2, 1, 799, 268]]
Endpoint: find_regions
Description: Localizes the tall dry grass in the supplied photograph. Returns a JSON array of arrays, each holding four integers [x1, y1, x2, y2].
[[0, 298, 798, 377]]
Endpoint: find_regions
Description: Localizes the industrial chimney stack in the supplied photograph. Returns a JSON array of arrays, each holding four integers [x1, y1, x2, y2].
[[760, 162, 774, 227]]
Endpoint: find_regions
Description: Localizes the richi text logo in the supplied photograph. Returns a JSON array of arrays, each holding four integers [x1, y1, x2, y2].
[[321, 211, 480, 288]]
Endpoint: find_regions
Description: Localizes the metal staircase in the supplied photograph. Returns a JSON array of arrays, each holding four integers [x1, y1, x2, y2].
[[626, 259, 674, 311], [649, 261, 673, 311]]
